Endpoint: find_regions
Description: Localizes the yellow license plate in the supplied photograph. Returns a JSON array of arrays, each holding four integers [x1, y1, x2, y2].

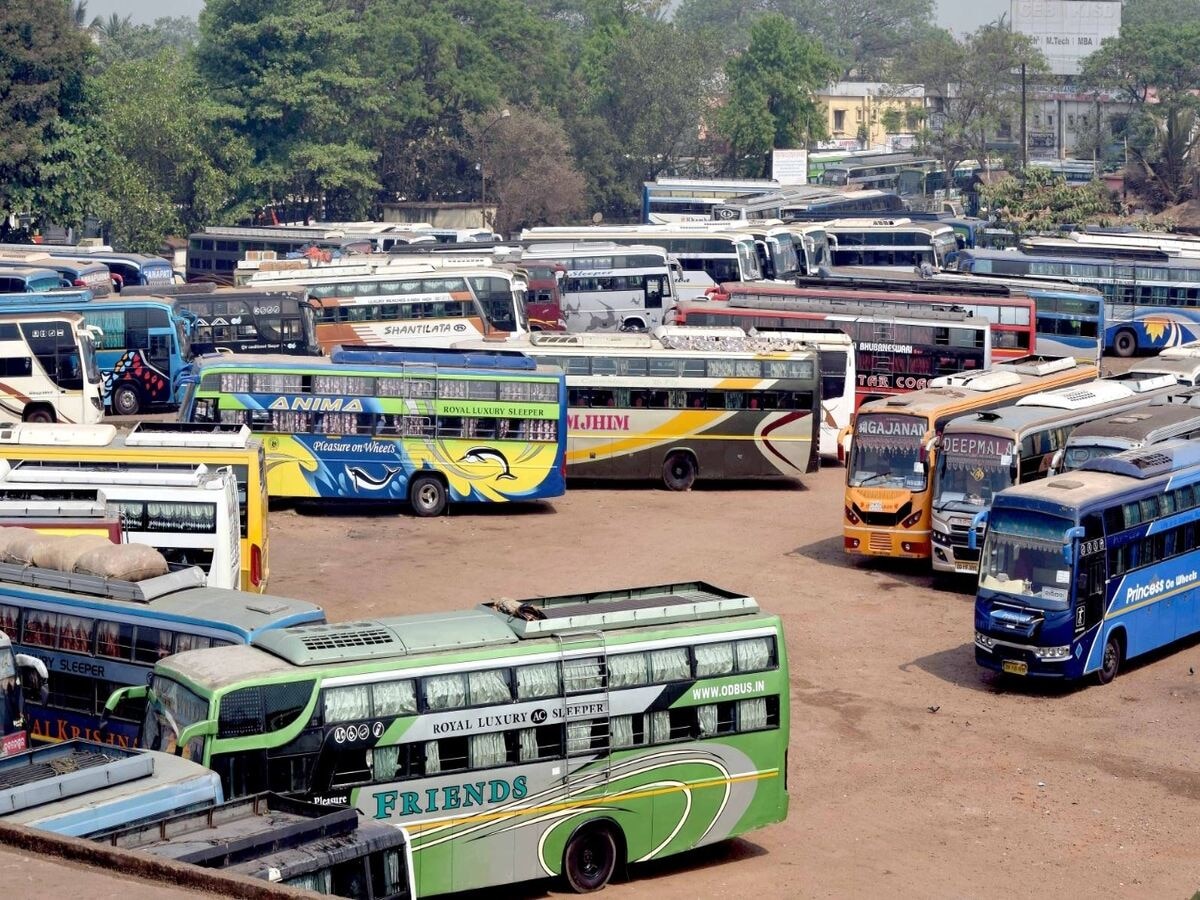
[[1002, 660, 1028, 676]]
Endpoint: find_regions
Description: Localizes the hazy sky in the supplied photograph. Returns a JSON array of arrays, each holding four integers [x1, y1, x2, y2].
[[89, 0, 1010, 30]]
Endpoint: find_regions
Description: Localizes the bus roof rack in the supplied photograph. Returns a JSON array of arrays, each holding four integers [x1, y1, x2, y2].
[[1001, 356, 1078, 377], [0, 423, 118, 447], [0, 741, 153, 816], [329, 346, 538, 371], [1081, 439, 1200, 479], [0, 560, 205, 602], [126, 422, 253, 448]]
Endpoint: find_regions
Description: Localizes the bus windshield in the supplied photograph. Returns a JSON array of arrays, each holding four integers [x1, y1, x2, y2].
[[80, 330, 101, 384], [1062, 444, 1118, 471], [934, 434, 1016, 510], [0, 649, 18, 745], [142, 674, 209, 760], [979, 510, 1074, 609], [849, 414, 928, 490], [737, 239, 762, 281]]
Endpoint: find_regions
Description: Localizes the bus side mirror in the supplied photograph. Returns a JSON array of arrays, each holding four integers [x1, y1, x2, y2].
[[968, 510, 989, 550], [176, 720, 216, 760], [100, 684, 147, 733], [838, 426, 853, 464], [14, 654, 48, 705], [1063, 525, 1085, 565]]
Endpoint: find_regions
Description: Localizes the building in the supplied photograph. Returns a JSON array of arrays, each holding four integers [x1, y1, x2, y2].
[[816, 82, 927, 151]]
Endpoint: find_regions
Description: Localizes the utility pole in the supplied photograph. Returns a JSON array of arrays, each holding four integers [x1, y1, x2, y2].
[[479, 108, 510, 230], [1020, 62, 1028, 172]]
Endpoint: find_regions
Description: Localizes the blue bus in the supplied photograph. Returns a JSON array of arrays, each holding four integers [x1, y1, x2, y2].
[[641, 177, 780, 224], [0, 291, 194, 414], [973, 439, 1200, 684], [0, 255, 112, 296], [948, 248, 1200, 357], [0, 245, 175, 289], [0, 563, 324, 747], [0, 267, 69, 294]]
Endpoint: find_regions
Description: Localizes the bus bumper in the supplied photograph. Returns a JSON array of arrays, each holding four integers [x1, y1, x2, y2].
[[974, 636, 1074, 679], [931, 527, 981, 575], [843, 527, 930, 559]]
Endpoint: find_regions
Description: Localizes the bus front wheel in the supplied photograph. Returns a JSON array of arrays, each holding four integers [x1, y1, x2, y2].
[[563, 823, 619, 893], [1096, 632, 1123, 685], [662, 451, 697, 491], [23, 405, 54, 424], [409, 474, 448, 517], [1113, 329, 1138, 358], [112, 384, 142, 417]]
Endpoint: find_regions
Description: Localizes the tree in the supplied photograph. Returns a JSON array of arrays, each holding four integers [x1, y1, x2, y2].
[[0, 0, 93, 228], [717, 14, 838, 177], [1081, 22, 1200, 210], [1122, 0, 1200, 28], [91, 17, 200, 70], [980, 167, 1118, 235], [908, 24, 1048, 178], [467, 107, 586, 233], [90, 13, 133, 42]]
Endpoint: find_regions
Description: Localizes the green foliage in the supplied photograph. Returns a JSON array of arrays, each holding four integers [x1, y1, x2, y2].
[[1122, 0, 1200, 29], [1081, 22, 1200, 210], [718, 14, 838, 177], [0, 0, 92, 224], [91, 17, 200, 71], [980, 167, 1119, 236]]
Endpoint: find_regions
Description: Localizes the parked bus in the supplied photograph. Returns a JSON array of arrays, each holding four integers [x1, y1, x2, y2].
[[0, 245, 175, 289], [973, 440, 1200, 683], [0, 492, 123, 541], [756, 329, 854, 459], [515, 260, 567, 332], [826, 219, 960, 269], [187, 226, 376, 284], [181, 350, 567, 516], [123, 284, 320, 356], [809, 267, 1106, 365], [520, 226, 763, 288], [641, 176, 779, 223], [714, 280, 1036, 361], [93, 792, 412, 898], [1125, 341, 1200, 387], [0, 554, 322, 747], [455, 327, 822, 488], [0, 311, 103, 425], [0, 267, 69, 294], [843, 356, 1098, 560], [0, 422, 269, 592], [672, 298, 992, 409], [0, 740, 223, 836], [522, 243, 675, 331], [0, 630, 47, 758], [245, 264, 525, 352], [0, 292, 194, 415], [124, 581, 789, 895], [946, 248, 1200, 357], [0, 462, 242, 590], [819, 154, 934, 190], [0, 253, 112, 296], [1061, 393, 1200, 471], [930, 372, 1181, 575]]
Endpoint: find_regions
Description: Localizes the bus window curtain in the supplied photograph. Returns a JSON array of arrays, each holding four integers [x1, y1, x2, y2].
[[697, 704, 718, 737], [518, 728, 539, 762], [567, 721, 593, 754], [516, 663, 559, 699], [611, 714, 635, 748], [738, 698, 768, 731], [424, 674, 467, 710], [649, 648, 689, 682], [563, 657, 602, 693], [735, 638, 772, 672], [324, 685, 370, 723], [648, 711, 671, 744], [469, 733, 507, 768], [608, 653, 648, 688], [371, 745, 401, 781], [424, 740, 441, 775], [694, 643, 734, 677], [468, 670, 511, 705], [286, 871, 332, 894], [372, 681, 416, 716]]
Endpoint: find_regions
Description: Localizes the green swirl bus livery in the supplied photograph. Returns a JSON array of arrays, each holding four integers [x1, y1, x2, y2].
[[120, 582, 789, 895]]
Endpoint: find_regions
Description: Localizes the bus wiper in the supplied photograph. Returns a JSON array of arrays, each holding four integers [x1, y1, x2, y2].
[[855, 470, 893, 486]]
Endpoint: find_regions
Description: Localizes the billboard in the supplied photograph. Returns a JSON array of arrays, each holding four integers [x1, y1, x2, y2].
[[1010, 1, 1122, 76], [771, 149, 809, 186]]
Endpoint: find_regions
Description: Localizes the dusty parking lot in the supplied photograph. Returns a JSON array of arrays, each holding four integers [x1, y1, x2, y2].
[[249, 460, 1200, 900]]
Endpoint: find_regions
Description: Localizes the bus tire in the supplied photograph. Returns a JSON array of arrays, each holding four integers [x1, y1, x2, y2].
[[619, 318, 647, 332], [112, 383, 142, 417], [1113, 329, 1137, 358], [562, 823, 619, 893], [409, 474, 448, 517], [1096, 631, 1124, 685], [662, 451, 697, 491], [22, 405, 54, 424]]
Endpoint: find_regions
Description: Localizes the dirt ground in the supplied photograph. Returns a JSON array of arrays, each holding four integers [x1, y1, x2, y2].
[[241, 460, 1200, 900]]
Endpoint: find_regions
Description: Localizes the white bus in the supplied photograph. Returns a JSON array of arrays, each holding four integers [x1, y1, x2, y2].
[[522, 243, 675, 331], [0, 463, 241, 590], [825, 218, 960, 269], [0, 311, 103, 425], [1128, 342, 1200, 387], [754, 329, 854, 459]]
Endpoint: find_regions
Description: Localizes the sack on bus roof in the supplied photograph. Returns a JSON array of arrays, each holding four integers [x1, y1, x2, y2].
[[32, 534, 114, 573], [0, 528, 54, 566], [74, 543, 169, 582]]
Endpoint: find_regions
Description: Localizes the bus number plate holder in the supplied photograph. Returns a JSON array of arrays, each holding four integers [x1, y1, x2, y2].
[[1001, 660, 1028, 676]]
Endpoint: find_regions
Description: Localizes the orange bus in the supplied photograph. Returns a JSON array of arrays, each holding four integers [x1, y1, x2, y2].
[[843, 356, 1098, 561]]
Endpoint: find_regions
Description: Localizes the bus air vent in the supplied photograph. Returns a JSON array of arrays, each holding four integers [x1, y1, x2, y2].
[[1006, 356, 1078, 377], [299, 626, 396, 651]]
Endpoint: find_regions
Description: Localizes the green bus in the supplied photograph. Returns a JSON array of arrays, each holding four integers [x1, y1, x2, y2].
[[114, 582, 790, 895]]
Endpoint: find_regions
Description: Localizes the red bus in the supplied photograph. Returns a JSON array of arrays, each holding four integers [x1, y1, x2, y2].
[[708, 280, 1036, 361], [516, 260, 567, 331]]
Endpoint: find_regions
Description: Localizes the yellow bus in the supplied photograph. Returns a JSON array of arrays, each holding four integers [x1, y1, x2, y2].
[[843, 356, 1098, 561], [0, 422, 269, 591]]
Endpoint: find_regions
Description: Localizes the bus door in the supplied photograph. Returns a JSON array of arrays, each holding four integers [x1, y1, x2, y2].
[[644, 275, 665, 314], [1076, 514, 1108, 644]]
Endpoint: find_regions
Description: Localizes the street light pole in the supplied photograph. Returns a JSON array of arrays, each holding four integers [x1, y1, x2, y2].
[[479, 108, 510, 230]]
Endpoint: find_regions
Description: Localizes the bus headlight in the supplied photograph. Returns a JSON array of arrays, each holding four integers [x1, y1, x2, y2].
[[975, 632, 995, 650], [902, 510, 923, 528], [1035, 645, 1072, 661]]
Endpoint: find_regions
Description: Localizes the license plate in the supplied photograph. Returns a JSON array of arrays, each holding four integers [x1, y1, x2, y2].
[[955, 562, 977, 573], [1001, 660, 1028, 676]]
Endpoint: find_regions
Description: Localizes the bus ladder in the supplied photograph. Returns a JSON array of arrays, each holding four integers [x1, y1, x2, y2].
[[873, 319, 895, 375], [554, 630, 611, 790]]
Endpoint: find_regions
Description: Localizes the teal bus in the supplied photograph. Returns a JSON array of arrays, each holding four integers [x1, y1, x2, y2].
[[179, 349, 567, 516], [119, 582, 789, 895]]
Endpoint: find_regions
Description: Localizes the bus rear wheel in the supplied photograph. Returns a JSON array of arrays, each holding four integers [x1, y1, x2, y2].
[[409, 474, 448, 517], [23, 406, 54, 424], [1113, 329, 1137, 358], [662, 451, 697, 491], [1096, 633, 1123, 685], [112, 384, 142, 417], [563, 824, 618, 893]]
